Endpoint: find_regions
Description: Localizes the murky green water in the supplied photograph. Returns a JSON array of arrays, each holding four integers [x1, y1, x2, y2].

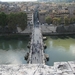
[[45, 36, 75, 66], [0, 37, 29, 64], [0, 36, 75, 66]]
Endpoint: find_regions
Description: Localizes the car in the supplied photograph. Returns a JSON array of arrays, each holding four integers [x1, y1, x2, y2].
[[42, 24, 44, 25], [50, 24, 53, 26]]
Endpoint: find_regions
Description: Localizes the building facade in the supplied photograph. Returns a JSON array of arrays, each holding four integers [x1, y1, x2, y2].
[[25, 11, 34, 25]]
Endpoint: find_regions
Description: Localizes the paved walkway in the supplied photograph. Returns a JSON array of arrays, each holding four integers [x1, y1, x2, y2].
[[17, 25, 57, 34], [29, 27, 45, 64], [41, 25, 56, 33]]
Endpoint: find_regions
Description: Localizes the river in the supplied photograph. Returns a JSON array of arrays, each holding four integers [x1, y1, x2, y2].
[[45, 36, 75, 66], [0, 36, 75, 66], [0, 37, 29, 64]]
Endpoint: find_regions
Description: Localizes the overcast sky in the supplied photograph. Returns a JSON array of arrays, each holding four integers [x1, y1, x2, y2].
[[0, 0, 37, 2]]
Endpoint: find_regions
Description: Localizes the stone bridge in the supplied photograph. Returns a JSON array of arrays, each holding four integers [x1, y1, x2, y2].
[[28, 26, 45, 64]]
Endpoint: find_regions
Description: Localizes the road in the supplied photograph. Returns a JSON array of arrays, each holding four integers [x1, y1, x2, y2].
[[17, 25, 56, 34]]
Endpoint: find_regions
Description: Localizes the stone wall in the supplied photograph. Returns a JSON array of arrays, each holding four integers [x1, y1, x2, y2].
[[56, 24, 75, 33], [0, 61, 75, 75]]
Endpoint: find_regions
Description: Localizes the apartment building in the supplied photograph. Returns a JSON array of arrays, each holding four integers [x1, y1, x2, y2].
[[26, 11, 34, 25]]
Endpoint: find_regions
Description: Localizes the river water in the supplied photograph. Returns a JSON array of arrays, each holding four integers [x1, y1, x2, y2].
[[0, 36, 75, 66], [45, 36, 75, 66], [0, 37, 29, 64]]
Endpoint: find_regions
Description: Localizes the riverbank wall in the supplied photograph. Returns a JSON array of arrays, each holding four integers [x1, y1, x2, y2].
[[42, 32, 75, 36], [0, 32, 75, 37], [0, 33, 31, 39]]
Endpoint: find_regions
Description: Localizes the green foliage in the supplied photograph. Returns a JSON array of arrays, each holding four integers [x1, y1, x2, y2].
[[64, 17, 70, 26], [16, 12, 27, 30], [0, 12, 7, 27], [7, 12, 27, 31], [70, 17, 75, 24], [7, 13, 17, 30], [0, 12, 27, 33], [45, 15, 75, 26], [45, 17, 52, 24], [53, 17, 61, 25]]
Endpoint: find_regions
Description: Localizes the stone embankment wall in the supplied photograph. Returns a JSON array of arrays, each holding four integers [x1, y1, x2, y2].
[[56, 24, 75, 33]]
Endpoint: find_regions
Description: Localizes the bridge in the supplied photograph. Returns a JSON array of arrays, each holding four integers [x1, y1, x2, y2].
[[28, 26, 45, 64], [25, 6, 48, 64]]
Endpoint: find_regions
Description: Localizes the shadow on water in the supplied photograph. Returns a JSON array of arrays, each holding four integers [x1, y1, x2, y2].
[[58, 36, 69, 39], [69, 35, 75, 38], [50, 36, 58, 39], [50, 36, 69, 39], [0, 35, 30, 40]]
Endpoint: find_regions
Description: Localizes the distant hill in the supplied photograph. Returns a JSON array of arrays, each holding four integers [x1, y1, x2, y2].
[[38, 0, 75, 2]]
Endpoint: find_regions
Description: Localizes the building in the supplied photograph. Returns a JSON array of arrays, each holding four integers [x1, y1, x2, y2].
[[39, 10, 47, 24], [68, 5, 75, 17], [25, 11, 34, 25], [38, 0, 50, 2]]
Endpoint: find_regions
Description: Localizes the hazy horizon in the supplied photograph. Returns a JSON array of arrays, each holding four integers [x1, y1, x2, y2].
[[0, 0, 37, 2], [0, 0, 74, 2]]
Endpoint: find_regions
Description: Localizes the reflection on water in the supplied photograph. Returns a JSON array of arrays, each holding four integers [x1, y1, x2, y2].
[[0, 38, 29, 64], [70, 45, 75, 55], [2, 42, 5, 49], [0, 36, 75, 66], [18, 41, 23, 49], [9, 45, 13, 50], [49, 41, 53, 47], [0, 49, 27, 64], [45, 36, 75, 66]]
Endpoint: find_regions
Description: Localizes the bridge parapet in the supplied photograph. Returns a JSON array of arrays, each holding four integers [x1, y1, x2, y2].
[[28, 25, 47, 64], [28, 29, 33, 64]]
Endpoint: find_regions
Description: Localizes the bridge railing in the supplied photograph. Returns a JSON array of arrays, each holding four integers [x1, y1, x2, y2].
[[28, 25, 45, 64], [28, 27, 34, 64], [28, 38, 33, 64], [39, 27, 45, 64]]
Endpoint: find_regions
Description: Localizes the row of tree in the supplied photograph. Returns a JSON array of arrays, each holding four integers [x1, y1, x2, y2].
[[45, 16, 75, 25], [0, 12, 27, 33]]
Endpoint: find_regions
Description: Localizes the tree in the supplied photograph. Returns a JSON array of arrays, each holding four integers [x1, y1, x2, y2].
[[7, 13, 17, 30], [53, 17, 61, 25], [0, 12, 27, 33], [70, 17, 75, 24], [17, 12, 27, 30], [45, 16, 52, 25], [0, 12, 7, 28], [7, 12, 27, 31], [64, 17, 70, 26]]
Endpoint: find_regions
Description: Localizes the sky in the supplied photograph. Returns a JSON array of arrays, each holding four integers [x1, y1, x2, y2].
[[0, 0, 37, 2]]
